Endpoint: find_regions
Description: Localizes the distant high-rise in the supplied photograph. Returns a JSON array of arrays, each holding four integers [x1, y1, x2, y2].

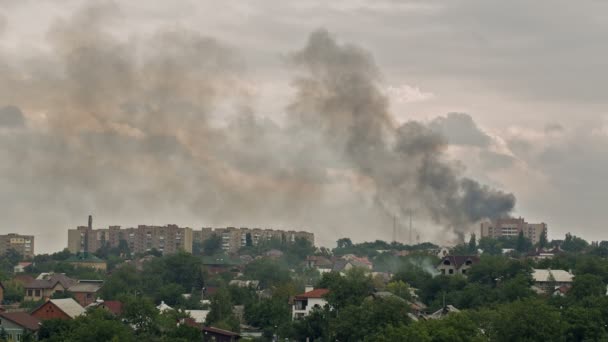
[[480, 217, 547, 244], [0, 233, 35, 259], [67, 220, 193, 255], [194, 227, 314, 253]]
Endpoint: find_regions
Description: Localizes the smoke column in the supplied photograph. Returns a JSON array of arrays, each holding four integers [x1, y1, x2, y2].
[[0, 4, 514, 247]]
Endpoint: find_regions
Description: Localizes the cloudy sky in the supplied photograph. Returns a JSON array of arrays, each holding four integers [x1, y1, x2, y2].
[[1, 1, 607, 253]]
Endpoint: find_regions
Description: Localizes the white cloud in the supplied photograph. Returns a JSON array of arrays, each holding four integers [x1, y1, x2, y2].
[[386, 84, 435, 103]]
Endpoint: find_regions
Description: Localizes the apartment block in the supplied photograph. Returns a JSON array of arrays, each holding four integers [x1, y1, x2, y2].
[[67, 217, 192, 255], [195, 227, 314, 253], [480, 217, 547, 244], [0, 234, 35, 259]]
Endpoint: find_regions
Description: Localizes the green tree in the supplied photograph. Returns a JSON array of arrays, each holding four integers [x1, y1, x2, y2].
[[386, 280, 412, 300], [516, 231, 532, 253], [570, 274, 605, 300], [538, 229, 548, 249], [336, 238, 353, 249], [203, 234, 223, 256], [491, 299, 564, 342], [561, 233, 589, 253], [122, 296, 159, 336], [468, 234, 477, 254], [320, 268, 374, 310], [244, 259, 291, 289], [205, 287, 239, 332]]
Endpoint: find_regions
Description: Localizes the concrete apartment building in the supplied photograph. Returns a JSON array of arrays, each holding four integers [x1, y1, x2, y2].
[[480, 217, 547, 244], [0, 233, 35, 259], [67, 216, 193, 255], [194, 227, 315, 253]]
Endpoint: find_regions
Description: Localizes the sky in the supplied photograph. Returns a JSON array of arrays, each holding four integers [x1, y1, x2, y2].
[[1, 1, 607, 253]]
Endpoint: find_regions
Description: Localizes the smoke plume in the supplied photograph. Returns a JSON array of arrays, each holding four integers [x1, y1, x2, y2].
[[0, 4, 514, 250]]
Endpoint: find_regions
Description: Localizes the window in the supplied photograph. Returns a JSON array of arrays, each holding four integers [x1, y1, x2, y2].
[[443, 260, 450, 265], [441, 269, 445, 275], [449, 269, 454, 274], [35, 289, 41, 297], [27, 289, 33, 296], [462, 269, 467, 274]]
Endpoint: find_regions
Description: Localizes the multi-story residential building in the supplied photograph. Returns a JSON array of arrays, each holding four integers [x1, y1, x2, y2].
[[0, 233, 35, 259], [480, 217, 547, 244], [67, 216, 193, 255], [194, 227, 315, 253]]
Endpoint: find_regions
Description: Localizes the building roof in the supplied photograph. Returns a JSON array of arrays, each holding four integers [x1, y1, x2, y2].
[[202, 326, 241, 337], [13, 275, 35, 286], [101, 301, 123, 316], [201, 254, 242, 266], [438, 256, 480, 269], [295, 288, 329, 299], [532, 269, 574, 283], [0, 311, 41, 331], [32, 298, 86, 319], [429, 305, 460, 319], [68, 280, 103, 293], [26, 273, 77, 290], [185, 310, 210, 324], [156, 301, 173, 312]]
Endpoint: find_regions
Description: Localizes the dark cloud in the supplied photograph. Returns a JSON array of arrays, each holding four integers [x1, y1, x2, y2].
[[429, 112, 492, 147], [0, 105, 25, 127]]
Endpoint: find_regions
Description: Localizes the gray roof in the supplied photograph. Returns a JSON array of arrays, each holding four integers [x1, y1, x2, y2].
[[68, 281, 103, 293], [532, 269, 574, 283], [26, 273, 77, 290], [49, 298, 86, 318]]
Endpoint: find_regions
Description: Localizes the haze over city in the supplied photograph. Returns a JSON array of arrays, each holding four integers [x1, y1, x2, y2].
[[1, 1, 607, 253]]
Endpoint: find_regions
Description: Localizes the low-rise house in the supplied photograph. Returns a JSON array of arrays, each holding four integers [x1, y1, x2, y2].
[[532, 269, 574, 293], [292, 287, 329, 320], [185, 310, 209, 324], [527, 247, 564, 261], [202, 326, 241, 341], [229, 280, 260, 289], [68, 280, 104, 307], [65, 254, 107, 271], [202, 255, 242, 275], [428, 305, 460, 319], [305, 256, 333, 274], [86, 299, 123, 316], [436, 256, 480, 276], [0, 311, 41, 340], [14, 262, 32, 274], [31, 298, 85, 320], [157, 301, 173, 313], [24, 273, 77, 301]]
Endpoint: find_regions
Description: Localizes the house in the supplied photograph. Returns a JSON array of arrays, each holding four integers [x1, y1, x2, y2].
[[24, 273, 77, 301], [202, 326, 241, 342], [0, 311, 41, 341], [14, 262, 32, 274], [65, 254, 108, 271], [332, 256, 373, 274], [157, 301, 173, 313], [86, 299, 123, 316], [68, 280, 104, 307], [185, 310, 209, 324], [305, 256, 333, 274], [292, 286, 329, 320], [532, 269, 574, 293], [428, 305, 461, 319], [527, 247, 564, 261], [228, 280, 260, 289], [436, 256, 480, 276], [202, 255, 242, 275], [31, 298, 85, 320]]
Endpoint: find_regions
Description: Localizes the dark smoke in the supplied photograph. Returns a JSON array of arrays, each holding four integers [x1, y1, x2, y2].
[[0, 4, 514, 249], [288, 30, 515, 241]]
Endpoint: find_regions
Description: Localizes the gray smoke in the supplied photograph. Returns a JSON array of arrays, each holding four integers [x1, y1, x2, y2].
[[288, 30, 515, 241], [0, 4, 514, 250]]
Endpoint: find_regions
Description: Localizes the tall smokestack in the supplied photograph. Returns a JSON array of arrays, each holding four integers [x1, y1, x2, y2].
[[88, 215, 92, 230]]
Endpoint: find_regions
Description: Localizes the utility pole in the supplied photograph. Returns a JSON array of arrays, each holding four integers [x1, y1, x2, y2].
[[409, 209, 413, 245], [392, 215, 397, 243]]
